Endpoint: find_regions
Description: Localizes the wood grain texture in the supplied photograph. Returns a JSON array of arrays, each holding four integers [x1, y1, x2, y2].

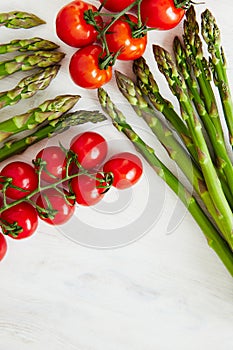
[[0, 1, 233, 349]]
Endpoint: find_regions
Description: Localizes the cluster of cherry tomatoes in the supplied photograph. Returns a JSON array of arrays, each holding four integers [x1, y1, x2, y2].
[[0, 131, 143, 261], [55, 0, 186, 88]]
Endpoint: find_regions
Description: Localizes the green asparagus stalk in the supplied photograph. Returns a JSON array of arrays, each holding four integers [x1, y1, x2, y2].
[[115, 69, 226, 234], [183, 5, 223, 138], [0, 11, 45, 29], [0, 65, 60, 109], [133, 57, 198, 164], [98, 86, 233, 276], [201, 9, 233, 146], [173, 36, 233, 197], [0, 94, 80, 143], [0, 51, 65, 80], [0, 110, 106, 162], [153, 44, 233, 247], [0, 38, 59, 54]]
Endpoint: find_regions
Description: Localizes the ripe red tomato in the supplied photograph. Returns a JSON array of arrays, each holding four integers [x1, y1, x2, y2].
[[103, 152, 143, 189], [0, 233, 7, 261], [105, 14, 147, 61], [99, 0, 135, 12], [35, 146, 67, 184], [56, 0, 102, 48], [36, 188, 75, 225], [71, 173, 106, 206], [140, 0, 185, 30], [1, 202, 38, 239], [70, 131, 108, 170], [0, 161, 38, 200], [69, 44, 112, 89]]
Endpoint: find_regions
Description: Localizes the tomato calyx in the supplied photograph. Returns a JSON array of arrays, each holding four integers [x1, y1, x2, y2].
[[83, 0, 147, 69], [0, 218, 23, 238], [174, 0, 202, 10]]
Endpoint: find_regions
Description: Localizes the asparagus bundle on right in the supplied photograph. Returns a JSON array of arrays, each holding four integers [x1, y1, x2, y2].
[[106, 5, 233, 274]]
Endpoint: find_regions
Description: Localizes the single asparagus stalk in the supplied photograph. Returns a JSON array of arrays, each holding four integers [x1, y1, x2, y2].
[[0, 51, 65, 79], [0, 94, 80, 143], [201, 9, 233, 146], [133, 57, 198, 164], [0, 37, 59, 54], [183, 5, 223, 138], [153, 44, 233, 247], [115, 69, 227, 234], [0, 65, 60, 109], [98, 86, 233, 277], [173, 36, 233, 197], [0, 11, 45, 29], [0, 110, 106, 162]]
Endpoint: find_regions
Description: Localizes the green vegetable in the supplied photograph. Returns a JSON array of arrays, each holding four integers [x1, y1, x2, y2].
[[115, 69, 226, 235], [0, 66, 60, 109], [98, 86, 233, 277], [0, 94, 80, 143], [153, 43, 233, 248], [0, 37, 59, 54], [0, 11, 45, 29], [0, 51, 65, 79], [201, 8, 233, 146], [0, 110, 106, 162]]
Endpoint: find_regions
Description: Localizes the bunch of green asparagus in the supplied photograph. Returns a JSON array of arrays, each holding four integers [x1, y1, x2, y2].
[[98, 6, 233, 276]]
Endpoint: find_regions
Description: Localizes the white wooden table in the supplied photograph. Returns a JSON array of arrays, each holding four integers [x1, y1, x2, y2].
[[0, 1, 233, 349]]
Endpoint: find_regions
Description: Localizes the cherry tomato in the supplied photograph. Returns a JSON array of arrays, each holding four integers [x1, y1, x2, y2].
[[0, 233, 7, 261], [35, 146, 67, 184], [56, 0, 102, 48], [103, 152, 143, 189], [69, 44, 112, 89], [0, 161, 38, 200], [99, 0, 135, 12], [1, 202, 38, 239], [36, 188, 75, 225], [105, 14, 147, 61], [141, 0, 185, 30], [70, 131, 108, 170], [71, 173, 106, 206]]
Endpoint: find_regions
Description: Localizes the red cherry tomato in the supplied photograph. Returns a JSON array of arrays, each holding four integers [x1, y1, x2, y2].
[[35, 146, 67, 184], [105, 14, 147, 61], [1, 202, 38, 239], [71, 173, 106, 206], [36, 188, 75, 225], [141, 0, 185, 30], [103, 152, 143, 189], [0, 233, 7, 261], [69, 44, 112, 89], [56, 0, 102, 48], [0, 161, 38, 200], [99, 0, 135, 12], [70, 131, 108, 170]]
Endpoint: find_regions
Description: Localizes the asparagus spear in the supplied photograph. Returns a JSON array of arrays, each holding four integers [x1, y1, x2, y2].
[[173, 36, 233, 197], [98, 87, 233, 277], [153, 44, 233, 247], [183, 5, 223, 138], [0, 65, 60, 109], [201, 9, 233, 146], [0, 110, 106, 162], [133, 57, 198, 164], [115, 69, 226, 234], [0, 51, 65, 79], [0, 11, 45, 29], [0, 94, 80, 143], [0, 38, 59, 54]]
